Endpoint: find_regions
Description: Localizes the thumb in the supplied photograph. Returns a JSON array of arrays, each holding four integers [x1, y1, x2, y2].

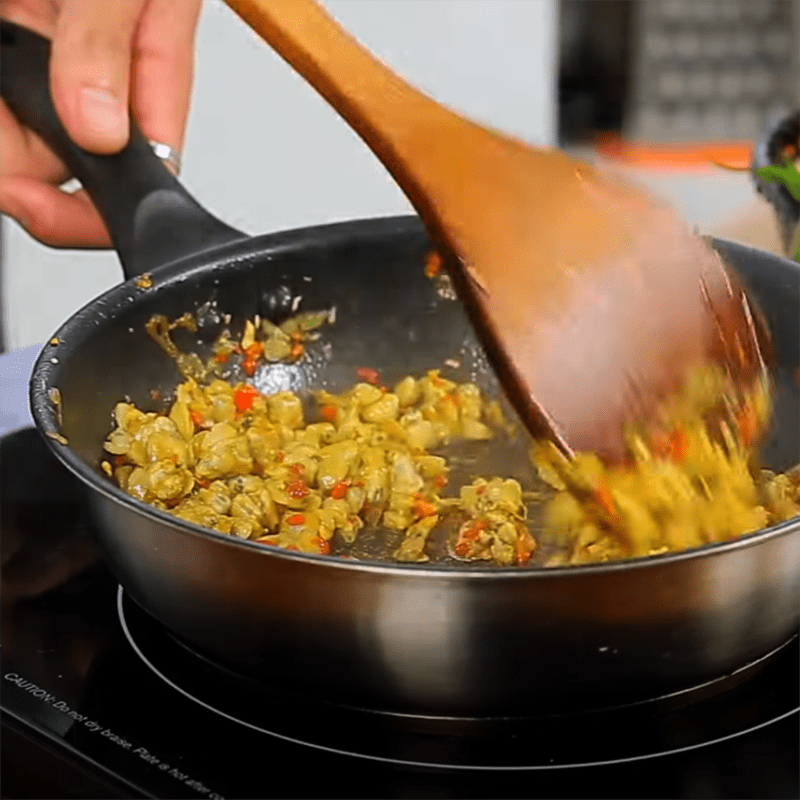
[[49, 0, 148, 154]]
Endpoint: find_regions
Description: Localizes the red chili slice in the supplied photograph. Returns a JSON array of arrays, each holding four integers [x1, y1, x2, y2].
[[320, 404, 338, 422], [593, 484, 616, 519], [668, 425, 689, 462], [424, 251, 443, 278], [412, 499, 437, 518], [330, 481, 350, 499], [736, 402, 759, 448], [355, 367, 380, 385], [314, 536, 331, 555], [516, 530, 535, 565], [234, 385, 259, 413], [241, 342, 264, 376], [287, 479, 309, 499]]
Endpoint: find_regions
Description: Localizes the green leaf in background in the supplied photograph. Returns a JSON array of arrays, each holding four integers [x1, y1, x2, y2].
[[755, 159, 800, 261], [756, 160, 800, 203]]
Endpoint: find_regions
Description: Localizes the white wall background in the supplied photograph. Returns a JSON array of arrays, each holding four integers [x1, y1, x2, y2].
[[1, 0, 558, 349]]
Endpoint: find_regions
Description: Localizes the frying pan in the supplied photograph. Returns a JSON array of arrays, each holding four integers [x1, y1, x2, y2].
[[3, 21, 799, 717]]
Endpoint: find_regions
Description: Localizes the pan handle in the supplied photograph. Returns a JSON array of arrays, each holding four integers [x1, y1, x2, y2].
[[0, 20, 247, 279]]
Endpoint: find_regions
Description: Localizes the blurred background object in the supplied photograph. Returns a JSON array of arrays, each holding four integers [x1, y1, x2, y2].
[[558, 0, 797, 259], [630, 0, 797, 147], [558, 0, 635, 145], [559, 0, 799, 154], [750, 108, 800, 254]]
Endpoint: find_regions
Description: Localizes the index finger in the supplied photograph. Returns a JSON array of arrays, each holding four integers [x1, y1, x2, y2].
[[129, 0, 201, 155], [50, 0, 148, 153]]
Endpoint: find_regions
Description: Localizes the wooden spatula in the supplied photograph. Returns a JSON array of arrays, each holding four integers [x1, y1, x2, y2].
[[225, 0, 766, 463]]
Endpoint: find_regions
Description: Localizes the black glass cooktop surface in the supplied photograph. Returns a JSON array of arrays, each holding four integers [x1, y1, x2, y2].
[[2, 427, 798, 799]]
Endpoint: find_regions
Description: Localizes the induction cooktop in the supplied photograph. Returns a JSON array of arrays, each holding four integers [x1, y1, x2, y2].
[[2, 426, 798, 799]]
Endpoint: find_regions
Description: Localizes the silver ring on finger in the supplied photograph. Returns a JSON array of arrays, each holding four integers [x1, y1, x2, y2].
[[148, 140, 182, 176]]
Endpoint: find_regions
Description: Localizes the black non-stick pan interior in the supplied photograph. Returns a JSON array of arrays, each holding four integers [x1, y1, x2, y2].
[[32, 223, 800, 524], [35, 216, 509, 470]]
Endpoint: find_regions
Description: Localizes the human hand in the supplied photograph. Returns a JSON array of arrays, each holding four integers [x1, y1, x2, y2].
[[0, 0, 201, 247]]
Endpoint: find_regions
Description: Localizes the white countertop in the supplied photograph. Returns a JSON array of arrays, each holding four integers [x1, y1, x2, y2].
[[0, 344, 40, 436]]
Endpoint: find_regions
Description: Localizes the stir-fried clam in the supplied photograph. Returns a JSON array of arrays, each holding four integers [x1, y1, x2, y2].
[[104, 365, 530, 563], [532, 366, 800, 566], [102, 311, 800, 567]]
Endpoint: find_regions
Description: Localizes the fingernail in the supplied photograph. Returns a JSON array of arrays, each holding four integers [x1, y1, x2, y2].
[[78, 87, 127, 139]]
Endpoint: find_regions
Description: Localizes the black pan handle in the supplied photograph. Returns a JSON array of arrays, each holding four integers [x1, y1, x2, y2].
[[0, 20, 247, 279]]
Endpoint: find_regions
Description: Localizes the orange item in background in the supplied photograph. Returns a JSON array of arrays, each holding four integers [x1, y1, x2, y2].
[[594, 134, 753, 172]]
